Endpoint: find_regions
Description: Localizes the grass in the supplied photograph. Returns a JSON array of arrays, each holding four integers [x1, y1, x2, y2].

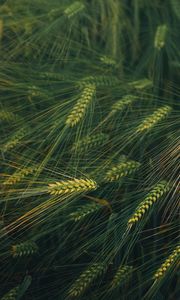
[[0, 0, 179, 299]]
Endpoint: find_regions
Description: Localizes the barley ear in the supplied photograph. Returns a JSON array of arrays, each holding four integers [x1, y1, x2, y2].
[[11, 240, 38, 258], [48, 178, 97, 196], [70, 202, 101, 222], [154, 24, 168, 50], [110, 265, 133, 289], [135, 106, 172, 134], [64, 1, 85, 18], [128, 181, 171, 226], [68, 263, 106, 298], [153, 245, 180, 280], [66, 84, 96, 127], [104, 159, 141, 182]]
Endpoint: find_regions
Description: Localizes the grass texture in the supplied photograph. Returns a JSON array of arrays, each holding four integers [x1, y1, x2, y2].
[[0, 1, 179, 299]]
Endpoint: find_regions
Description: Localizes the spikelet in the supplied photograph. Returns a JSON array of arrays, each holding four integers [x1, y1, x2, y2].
[[2, 127, 27, 152], [110, 265, 133, 289], [78, 76, 119, 88], [3, 166, 37, 185], [1, 286, 20, 300], [48, 178, 97, 196], [104, 159, 141, 182], [28, 85, 46, 98], [66, 84, 96, 127], [154, 24, 168, 50], [40, 72, 70, 81], [64, 1, 85, 18], [128, 181, 171, 226], [135, 105, 172, 134], [68, 263, 105, 297], [70, 202, 101, 221], [0, 109, 20, 123], [11, 240, 38, 258], [110, 95, 137, 115], [154, 245, 180, 280], [1, 276, 31, 300], [71, 133, 109, 152], [90, 155, 128, 181], [48, 7, 62, 20], [100, 55, 116, 66], [128, 78, 153, 90]]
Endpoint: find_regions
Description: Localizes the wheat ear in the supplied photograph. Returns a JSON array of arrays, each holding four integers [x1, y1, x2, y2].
[[64, 1, 85, 18], [78, 75, 119, 88], [68, 263, 105, 297], [1, 286, 20, 300], [48, 178, 97, 196], [128, 78, 153, 90], [71, 133, 109, 152], [154, 24, 168, 50], [110, 265, 133, 289], [66, 84, 96, 127], [104, 159, 141, 182], [128, 181, 171, 226], [2, 127, 27, 152], [153, 245, 180, 280], [110, 94, 137, 115], [11, 241, 38, 258], [0, 109, 20, 122], [1, 276, 31, 300], [3, 166, 37, 185], [135, 105, 172, 134], [100, 55, 116, 66], [70, 202, 101, 222]]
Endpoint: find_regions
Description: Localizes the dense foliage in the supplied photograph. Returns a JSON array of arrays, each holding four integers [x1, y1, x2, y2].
[[0, 1, 179, 299]]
